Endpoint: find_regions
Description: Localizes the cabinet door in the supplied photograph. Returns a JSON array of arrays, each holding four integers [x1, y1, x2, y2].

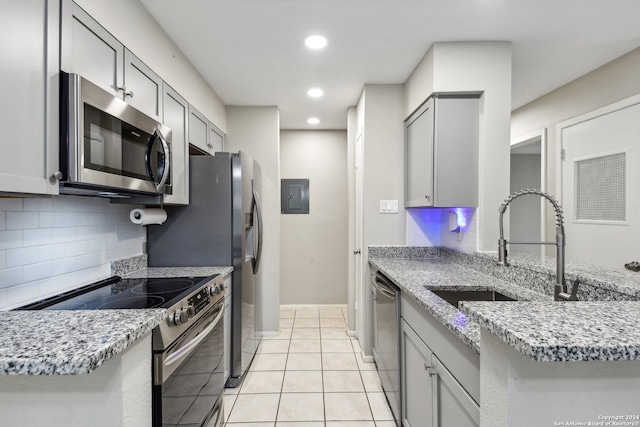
[[209, 122, 225, 153], [162, 84, 189, 205], [405, 98, 435, 207], [401, 319, 435, 427], [62, 2, 123, 96], [124, 48, 163, 121], [432, 355, 480, 427], [0, 0, 59, 195], [188, 105, 209, 153]]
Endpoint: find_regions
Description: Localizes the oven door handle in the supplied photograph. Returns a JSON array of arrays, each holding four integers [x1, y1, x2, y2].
[[164, 303, 224, 368]]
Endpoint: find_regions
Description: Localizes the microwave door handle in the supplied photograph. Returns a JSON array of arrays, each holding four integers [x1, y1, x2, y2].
[[154, 130, 170, 193], [145, 135, 156, 183]]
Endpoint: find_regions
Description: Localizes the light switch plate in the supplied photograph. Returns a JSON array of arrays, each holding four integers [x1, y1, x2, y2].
[[380, 200, 399, 214]]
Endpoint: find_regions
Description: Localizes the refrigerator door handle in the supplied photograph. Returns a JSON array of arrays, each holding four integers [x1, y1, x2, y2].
[[252, 189, 263, 274]]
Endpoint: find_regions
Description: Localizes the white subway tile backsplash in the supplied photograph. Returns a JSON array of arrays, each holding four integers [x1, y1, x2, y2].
[[0, 198, 23, 212], [24, 261, 53, 283], [24, 228, 54, 247], [23, 197, 54, 212], [0, 267, 24, 288], [0, 195, 145, 309], [6, 247, 39, 267], [7, 212, 39, 230], [0, 230, 23, 250]]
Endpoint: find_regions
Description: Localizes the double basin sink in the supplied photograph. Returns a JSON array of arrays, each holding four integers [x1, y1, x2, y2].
[[430, 289, 517, 308]]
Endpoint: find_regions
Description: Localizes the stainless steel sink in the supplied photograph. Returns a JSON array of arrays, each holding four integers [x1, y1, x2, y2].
[[430, 289, 517, 308]]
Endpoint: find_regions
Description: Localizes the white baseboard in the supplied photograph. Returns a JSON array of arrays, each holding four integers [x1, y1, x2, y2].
[[361, 354, 374, 363], [257, 331, 279, 338], [347, 330, 356, 337]]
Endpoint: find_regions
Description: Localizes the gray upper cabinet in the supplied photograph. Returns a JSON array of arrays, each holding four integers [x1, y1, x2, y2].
[[62, 2, 123, 96], [188, 105, 210, 154], [124, 49, 163, 121], [0, 0, 60, 195], [62, 2, 161, 120], [162, 84, 189, 205], [209, 122, 225, 154], [405, 96, 479, 208]]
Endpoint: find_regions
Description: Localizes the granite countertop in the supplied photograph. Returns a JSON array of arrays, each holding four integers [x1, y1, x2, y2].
[[461, 301, 640, 362], [0, 309, 165, 375], [121, 266, 234, 279], [369, 257, 550, 353], [369, 246, 640, 361]]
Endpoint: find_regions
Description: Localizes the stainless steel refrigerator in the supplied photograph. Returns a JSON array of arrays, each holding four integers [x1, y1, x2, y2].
[[147, 151, 263, 388]]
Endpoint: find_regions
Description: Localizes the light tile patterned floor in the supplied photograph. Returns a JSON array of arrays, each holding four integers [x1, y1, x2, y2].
[[223, 305, 396, 427]]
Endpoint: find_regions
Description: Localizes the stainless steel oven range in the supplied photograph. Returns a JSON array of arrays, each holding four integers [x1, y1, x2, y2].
[[19, 274, 225, 427]]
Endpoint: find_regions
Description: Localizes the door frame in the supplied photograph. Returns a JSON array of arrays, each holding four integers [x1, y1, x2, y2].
[[510, 128, 547, 255]]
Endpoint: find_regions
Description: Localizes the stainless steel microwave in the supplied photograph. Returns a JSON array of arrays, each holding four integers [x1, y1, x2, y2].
[[59, 72, 172, 198]]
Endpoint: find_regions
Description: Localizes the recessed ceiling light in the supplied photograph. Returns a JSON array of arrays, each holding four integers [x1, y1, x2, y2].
[[307, 117, 320, 125], [307, 88, 324, 98], [304, 35, 327, 49]]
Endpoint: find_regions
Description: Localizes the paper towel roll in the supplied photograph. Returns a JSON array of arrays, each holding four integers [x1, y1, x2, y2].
[[130, 208, 167, 225]]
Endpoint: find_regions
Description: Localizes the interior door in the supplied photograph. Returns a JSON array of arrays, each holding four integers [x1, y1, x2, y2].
[[560, 99, 640, 269]]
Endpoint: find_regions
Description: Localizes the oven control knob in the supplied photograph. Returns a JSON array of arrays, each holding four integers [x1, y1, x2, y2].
[[208, 284, 222, 296], [173, 306, 195, 325]]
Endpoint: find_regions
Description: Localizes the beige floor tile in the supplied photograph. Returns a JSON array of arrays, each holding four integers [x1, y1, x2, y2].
[[294, 318, 320, 328], [291, 328, 320, 340], [282, 370, 323, 392], [222, 393, 237, 422], [259, 340, 291, 354], [322, 339, 354, 353], [360, 370, 383, 392], [374, 422, 397, 427], [277, 392, 325, 422], [321, 327, 349, 339], [356, 355, 377, 371], [367, 392, 395, 421], [319, 308, 344, 318], [225, 385, 240, 395], [325, 422, 375, 427], [280, 309, 296, 319], [295, 308, 319, 318], [289, 339, 321, 353], [321, 318, 347, 328], [341, 308, 349, 318], [240, 371, 285, 394], [250, 353, 288, 371], [262, 329, 292, 340], [323, 370, 365, 392], [286, 353, 322, 370], [279, 318, 294, 329], [351, 337, 363, 353], [276, 423, 324, 427], [226, 423, 274, 427], [227, 393, 280, 423], [324, 393, 373, 421], [322, 352, 359, 371]]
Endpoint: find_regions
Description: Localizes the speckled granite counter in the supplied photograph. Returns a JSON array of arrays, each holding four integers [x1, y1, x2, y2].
[[121, 266, 233, 279], [369, 246, 640, 361], [0, 309, 165, 375]]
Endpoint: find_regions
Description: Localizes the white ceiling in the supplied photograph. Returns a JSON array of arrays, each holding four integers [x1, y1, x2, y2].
[[140, 0, 640, 130]]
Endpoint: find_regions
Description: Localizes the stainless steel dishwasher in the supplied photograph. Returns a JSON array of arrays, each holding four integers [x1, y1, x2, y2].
[[372, 271, 401, 426]]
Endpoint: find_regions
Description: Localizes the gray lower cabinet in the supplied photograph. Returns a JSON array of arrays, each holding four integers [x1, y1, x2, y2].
[[400, 294, 480, 427], [405, 95, 479, 208], [162, 84, 189, 205], [0, 0, 60, 195]]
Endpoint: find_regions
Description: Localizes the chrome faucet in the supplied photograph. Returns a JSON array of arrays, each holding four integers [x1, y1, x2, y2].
[[497, 189, 578, 301]]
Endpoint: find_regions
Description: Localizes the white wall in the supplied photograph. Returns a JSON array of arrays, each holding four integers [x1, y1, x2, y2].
[[74, 0, 227, 132], [511, 47, 640, 242], [224, 106, 280, 333], [0, 196, 145, 310], [280, 130, 348, 304], [404, 42, 513, 252], [509, 154, 542, 255]]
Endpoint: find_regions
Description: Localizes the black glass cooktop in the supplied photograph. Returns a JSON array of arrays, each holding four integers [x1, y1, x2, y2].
[[18, 276, 213, 310]]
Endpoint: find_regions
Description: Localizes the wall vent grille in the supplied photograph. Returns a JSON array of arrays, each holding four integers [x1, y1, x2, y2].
[[575, 152, 626, 222]]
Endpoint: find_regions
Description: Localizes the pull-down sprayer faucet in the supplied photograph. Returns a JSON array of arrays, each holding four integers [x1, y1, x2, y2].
[[497, 189, 578, 301]]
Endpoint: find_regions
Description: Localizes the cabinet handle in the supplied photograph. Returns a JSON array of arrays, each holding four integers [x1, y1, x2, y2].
[[424, 363, 436, 376], [353, 249, 361, 255], [116, 86, 134, 98], [425, 195, 430, 200]]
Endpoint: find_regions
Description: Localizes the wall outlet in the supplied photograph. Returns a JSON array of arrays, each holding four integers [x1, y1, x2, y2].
[[379, 200, 399, 214]]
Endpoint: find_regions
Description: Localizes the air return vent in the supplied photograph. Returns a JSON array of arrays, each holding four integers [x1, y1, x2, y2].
[[575, 151, 626, 222]]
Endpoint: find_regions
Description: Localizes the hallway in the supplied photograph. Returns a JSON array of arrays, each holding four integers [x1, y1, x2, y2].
[[223, 305, 395, 426]]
